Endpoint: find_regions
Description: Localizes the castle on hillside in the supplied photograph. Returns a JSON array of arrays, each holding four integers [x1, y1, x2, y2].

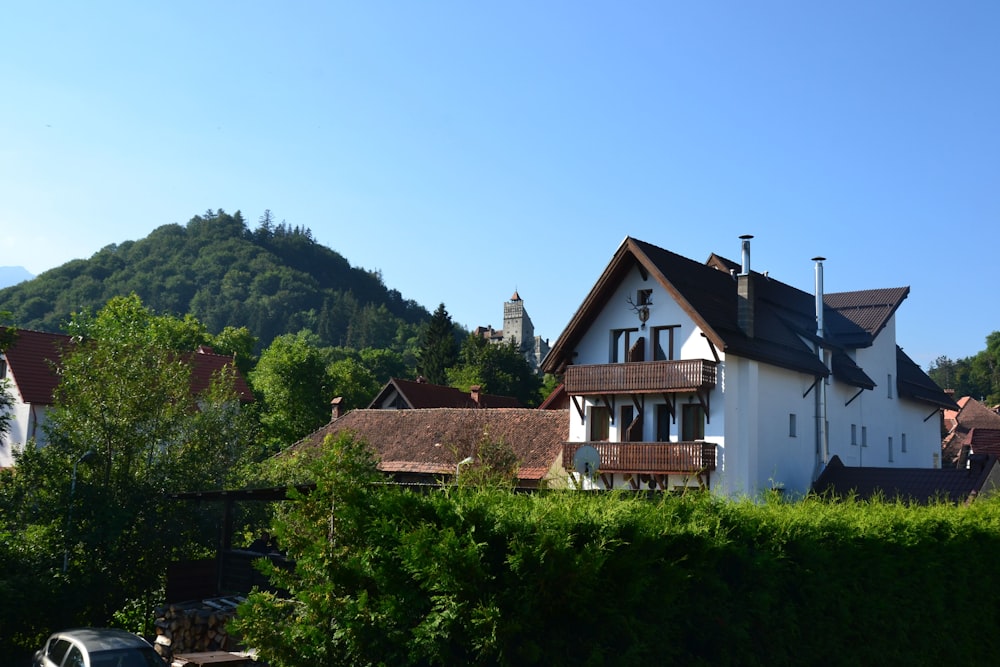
[[473, 291, 550, 375]]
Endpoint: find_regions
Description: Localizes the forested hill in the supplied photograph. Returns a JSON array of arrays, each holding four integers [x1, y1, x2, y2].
[[0, 209, 430, 350]]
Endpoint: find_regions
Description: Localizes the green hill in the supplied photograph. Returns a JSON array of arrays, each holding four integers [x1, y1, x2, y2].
[[0, 209, 430, 351]]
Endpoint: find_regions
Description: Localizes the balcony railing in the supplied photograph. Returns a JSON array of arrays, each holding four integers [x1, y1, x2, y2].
[[564, 441, 717, 475], [564, 359, 717, 395]]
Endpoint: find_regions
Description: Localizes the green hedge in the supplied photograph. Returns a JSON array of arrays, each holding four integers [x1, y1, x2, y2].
[[235, 439, 1000, 666]]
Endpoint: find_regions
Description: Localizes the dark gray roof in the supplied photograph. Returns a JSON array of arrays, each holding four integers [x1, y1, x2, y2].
[[813, 454, 999, 504], [543, 237, 952, 408]]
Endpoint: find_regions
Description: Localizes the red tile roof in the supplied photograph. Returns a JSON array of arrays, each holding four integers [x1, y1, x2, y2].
[[3, 329, 69, 404], [2, 329, 252, 405], [287, 408, 568, 482]]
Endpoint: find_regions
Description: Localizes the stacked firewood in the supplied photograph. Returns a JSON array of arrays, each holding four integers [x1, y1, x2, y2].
[[152, 597, 243, 661]]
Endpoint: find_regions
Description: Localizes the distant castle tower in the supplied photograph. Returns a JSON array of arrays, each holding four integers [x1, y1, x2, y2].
[[474, 291, 549, 374]]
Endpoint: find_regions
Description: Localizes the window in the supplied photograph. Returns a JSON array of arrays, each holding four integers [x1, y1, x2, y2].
[[611, 328, 639, 363], [620, 405, 635, 442], [652, 325, 679, 361], [682, 403, 705, 441], [888, 436, 894, 462], [0, 358, 6, 379], [46, 639, 72, 665], [589, 405, 610, 442], [851, 424, 857, 446], [656, 404, 671, 442], [637, 288, 652, 305], [65, 646, 85, 667], [902, 433, 907, 453], [789, 413, 797, 438], [861, 426, 868, 448], [887, 374, 893, 399]]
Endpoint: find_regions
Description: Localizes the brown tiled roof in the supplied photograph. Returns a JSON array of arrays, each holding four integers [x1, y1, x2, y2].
[[813, 454, 1000, 504], [368, 377, 521, 409], [542, 238, 952, 408], [2, 328, 252, 405], [287, 408, 568, 481], [954, 396, 1000, 430], [2, 329, 68, 404], [967, 428, 1000, 456], [187, 349, 254, 402]]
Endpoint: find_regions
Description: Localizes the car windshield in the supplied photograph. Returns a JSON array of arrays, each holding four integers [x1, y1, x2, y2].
[[89, 647, 163, 667]]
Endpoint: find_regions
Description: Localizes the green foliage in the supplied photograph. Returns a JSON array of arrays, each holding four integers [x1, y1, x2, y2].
[[0, 297, 257, 658], [418, 303, 459, 385], [250, 331, 334, 450], [449, 334, 543, 407], [0, 210, 430, 352], [234, 470, 1000, 666], [928, 331, 1000, 405]]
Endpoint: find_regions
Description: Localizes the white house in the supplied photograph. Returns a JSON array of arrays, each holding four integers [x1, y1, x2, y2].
[[0, 329, 65, 467], [541, 236, 955, 497], [0, 329, 254, 468]]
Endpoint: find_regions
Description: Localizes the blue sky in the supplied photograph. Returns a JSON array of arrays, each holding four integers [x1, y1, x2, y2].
[[3, 2, 997, 369]]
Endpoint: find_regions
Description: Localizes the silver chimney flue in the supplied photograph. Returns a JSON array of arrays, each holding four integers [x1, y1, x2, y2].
[[737, 235, 755, 337], [740, 234, 753, 275], [812, 256, 829, 476], [812, 256, 825, 339]]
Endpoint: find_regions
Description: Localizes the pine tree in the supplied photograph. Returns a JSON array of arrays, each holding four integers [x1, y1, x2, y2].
[[417, 303, 458, 385]]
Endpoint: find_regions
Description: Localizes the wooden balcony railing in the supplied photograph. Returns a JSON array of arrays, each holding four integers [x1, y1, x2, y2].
[[564, 359, 717, 395], [564, 441, 717, 475]]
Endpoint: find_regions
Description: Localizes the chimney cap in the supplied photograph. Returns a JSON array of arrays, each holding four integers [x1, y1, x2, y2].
[[812, 256, 826, 262], [739, 234, 754, 240]]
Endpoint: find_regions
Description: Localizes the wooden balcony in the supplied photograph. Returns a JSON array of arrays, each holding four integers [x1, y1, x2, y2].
[[564, 359, 717, 395], [564, 441, 717, 475]]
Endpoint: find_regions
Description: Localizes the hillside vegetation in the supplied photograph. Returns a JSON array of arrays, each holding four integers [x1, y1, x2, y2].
[[0, 209, 429, 351]]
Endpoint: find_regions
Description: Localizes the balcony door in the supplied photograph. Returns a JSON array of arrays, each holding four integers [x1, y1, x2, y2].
[[682, 403, 705, 441], [589, 405, 610, 442]]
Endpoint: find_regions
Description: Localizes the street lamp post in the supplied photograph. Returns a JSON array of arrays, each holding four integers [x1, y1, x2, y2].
[[63, 450, 95, 573]]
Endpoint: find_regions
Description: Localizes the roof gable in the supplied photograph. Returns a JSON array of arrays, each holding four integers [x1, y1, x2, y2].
[[368, 377, 522, 409], [2, 329, 68, 404]]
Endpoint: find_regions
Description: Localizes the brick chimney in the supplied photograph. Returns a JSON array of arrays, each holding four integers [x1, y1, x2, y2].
[[470, 385, 482, 407], [331, 396, 344, 420], [737, 235, 754, 338]]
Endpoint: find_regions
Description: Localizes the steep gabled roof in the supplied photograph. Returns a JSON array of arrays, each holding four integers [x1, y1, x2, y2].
[[544, 238, 904, 382], [896, 347, 957, 410], [287, 408, 567, 482], [367, 377, 522, 409], [2, 329, 67, 404], [2, 328, 252, 405], [813, 454, 1000, 504]]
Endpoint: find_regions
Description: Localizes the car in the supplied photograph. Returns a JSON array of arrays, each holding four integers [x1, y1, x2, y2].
[[33, 628, 163, 667]]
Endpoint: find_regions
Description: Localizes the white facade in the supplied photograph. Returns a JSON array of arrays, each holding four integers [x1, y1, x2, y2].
[[548, 237, 952, 498], [0, 358, 49, 468]]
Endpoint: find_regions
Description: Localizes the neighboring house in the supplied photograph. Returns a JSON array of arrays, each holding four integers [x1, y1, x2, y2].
[[474, 291, 551, 375], [941, 396, 1000, 467], [0, 330, 253, 467], [366, 376, 522, 410], [813, 453, 1000, 504], [288, 408, 568, 489], [541, 236, 956, 497]]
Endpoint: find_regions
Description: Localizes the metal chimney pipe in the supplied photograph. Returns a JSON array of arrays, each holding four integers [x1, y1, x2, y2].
[[740, 235, 753, 275], [812, 257, 825, 339]]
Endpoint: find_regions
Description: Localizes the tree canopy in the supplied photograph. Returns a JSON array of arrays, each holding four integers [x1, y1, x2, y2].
[[0, 209, 429, 353]]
